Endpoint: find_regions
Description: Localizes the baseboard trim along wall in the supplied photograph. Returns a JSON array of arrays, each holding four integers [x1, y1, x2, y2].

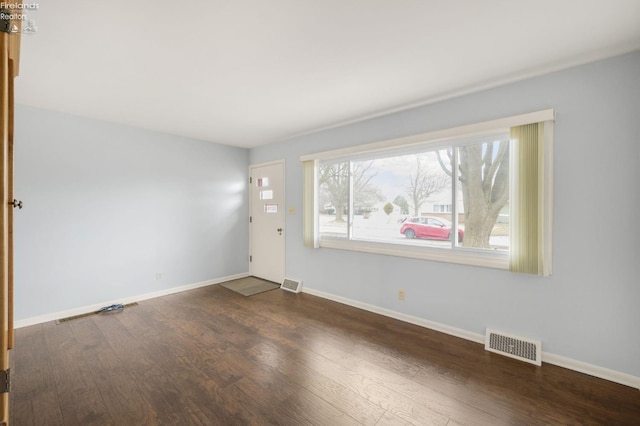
[[302, 287, 640, 391], [14, 272, 250, 329]]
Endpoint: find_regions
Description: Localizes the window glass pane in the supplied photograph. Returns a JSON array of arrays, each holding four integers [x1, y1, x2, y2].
[[349, 149, 454, 248], [318, 133, 510, 252], [318, 161, 349, 238], [456, 137, 510, 250], [260, 190, 273, 200]]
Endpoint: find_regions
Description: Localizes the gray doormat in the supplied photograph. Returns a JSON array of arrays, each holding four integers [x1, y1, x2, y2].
[[220, 277, 280, 296]]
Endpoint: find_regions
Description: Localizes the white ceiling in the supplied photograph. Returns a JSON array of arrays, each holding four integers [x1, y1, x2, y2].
[[14, 0, 640, 148]]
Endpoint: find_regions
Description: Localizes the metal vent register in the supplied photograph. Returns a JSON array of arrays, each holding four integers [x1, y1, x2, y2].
[[281, 278, 302, 293], [485, 329, 542, 366]]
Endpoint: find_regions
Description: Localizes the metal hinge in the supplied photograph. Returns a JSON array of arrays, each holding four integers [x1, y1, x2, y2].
[[249, 216, 252, 223], [0, 369, 10, 393], [249, 255, 252, 262], [249, 177, 252, 184]]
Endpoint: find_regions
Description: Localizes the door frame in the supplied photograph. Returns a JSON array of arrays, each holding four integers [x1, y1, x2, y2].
[[248, 159, 286, 282], [0, 23, 18, 424]]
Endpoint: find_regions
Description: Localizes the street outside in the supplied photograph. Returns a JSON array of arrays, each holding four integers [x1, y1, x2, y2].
[[319, 214, 509, 250]]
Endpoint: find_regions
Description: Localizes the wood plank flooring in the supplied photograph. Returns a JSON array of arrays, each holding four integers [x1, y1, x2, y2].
[[9, 283, 640, 425]]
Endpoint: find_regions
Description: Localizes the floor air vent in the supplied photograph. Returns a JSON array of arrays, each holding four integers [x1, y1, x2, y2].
[[485, 329, 541, 366], [281, 278, 302, 293]]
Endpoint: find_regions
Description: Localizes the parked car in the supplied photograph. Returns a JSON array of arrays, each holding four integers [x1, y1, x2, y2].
[[400, 216, 464, 242]]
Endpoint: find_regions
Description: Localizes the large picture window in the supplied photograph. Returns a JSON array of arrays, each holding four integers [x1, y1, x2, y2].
[[318, 133, 509, 251], [302, 110, 553, 275]]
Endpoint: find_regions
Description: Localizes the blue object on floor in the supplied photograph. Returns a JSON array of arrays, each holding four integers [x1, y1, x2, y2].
[[96, 304, 125, 314]]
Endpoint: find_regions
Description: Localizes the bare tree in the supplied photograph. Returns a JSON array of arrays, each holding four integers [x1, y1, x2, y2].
[[437, 141, 509, 248], [319, 162, 349, 222], [319, 161, 382, 222], [406, 156, 449, 216]]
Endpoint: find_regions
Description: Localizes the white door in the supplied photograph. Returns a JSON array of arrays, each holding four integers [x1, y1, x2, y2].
[[249, 161, 285, 283]]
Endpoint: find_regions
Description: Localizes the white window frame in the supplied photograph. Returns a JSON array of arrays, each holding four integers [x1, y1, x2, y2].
[[301, 110, 554, 272]]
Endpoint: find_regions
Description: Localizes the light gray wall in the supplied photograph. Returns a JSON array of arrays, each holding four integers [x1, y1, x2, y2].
[[14, 106, 249, 320], [250, 52, 640, 377]]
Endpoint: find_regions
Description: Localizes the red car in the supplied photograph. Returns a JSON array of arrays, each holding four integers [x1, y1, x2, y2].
[[400, 216, 464, 242]]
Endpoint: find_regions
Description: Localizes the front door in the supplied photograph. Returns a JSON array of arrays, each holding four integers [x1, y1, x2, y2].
[[249, 161, 285, 284]]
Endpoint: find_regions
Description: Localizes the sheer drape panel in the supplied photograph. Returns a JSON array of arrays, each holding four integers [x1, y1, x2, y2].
[[302, 160, 319, 248], [509, 122, 551, 275]]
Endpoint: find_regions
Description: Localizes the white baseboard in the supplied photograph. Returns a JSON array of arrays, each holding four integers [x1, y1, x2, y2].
[[542, 353, 640, 390], [302, 287, 485, 344], [302, 287, 640, 391], [15, 272, 250, 329]]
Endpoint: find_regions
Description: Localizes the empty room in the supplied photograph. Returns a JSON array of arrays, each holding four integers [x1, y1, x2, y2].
[[1, 1, 639, 425]]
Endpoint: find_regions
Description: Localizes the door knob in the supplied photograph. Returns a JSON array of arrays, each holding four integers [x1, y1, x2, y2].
[[277, 228, 283, 235], [9, 199, 23, 209]]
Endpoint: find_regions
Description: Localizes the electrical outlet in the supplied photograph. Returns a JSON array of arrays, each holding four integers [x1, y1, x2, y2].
[[156, 273, 162, 280], [398, 289, 405, 301]]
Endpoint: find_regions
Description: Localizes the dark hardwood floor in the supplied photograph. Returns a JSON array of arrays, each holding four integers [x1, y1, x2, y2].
[[10, 283, 640, 425]]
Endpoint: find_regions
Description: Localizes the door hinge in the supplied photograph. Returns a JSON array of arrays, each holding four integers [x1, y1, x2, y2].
[[249, 177, 252, 184], [0, 369, 10, 393], [249, 255, 252, 262], [249, 216, 252, 223]]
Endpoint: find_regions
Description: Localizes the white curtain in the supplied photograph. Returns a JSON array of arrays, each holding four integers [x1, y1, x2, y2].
[[509, 122, 552, 275], [302, 160, 319, 248]]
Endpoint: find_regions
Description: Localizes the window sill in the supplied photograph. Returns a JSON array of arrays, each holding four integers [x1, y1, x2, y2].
[[319, 238, 509, 270]]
